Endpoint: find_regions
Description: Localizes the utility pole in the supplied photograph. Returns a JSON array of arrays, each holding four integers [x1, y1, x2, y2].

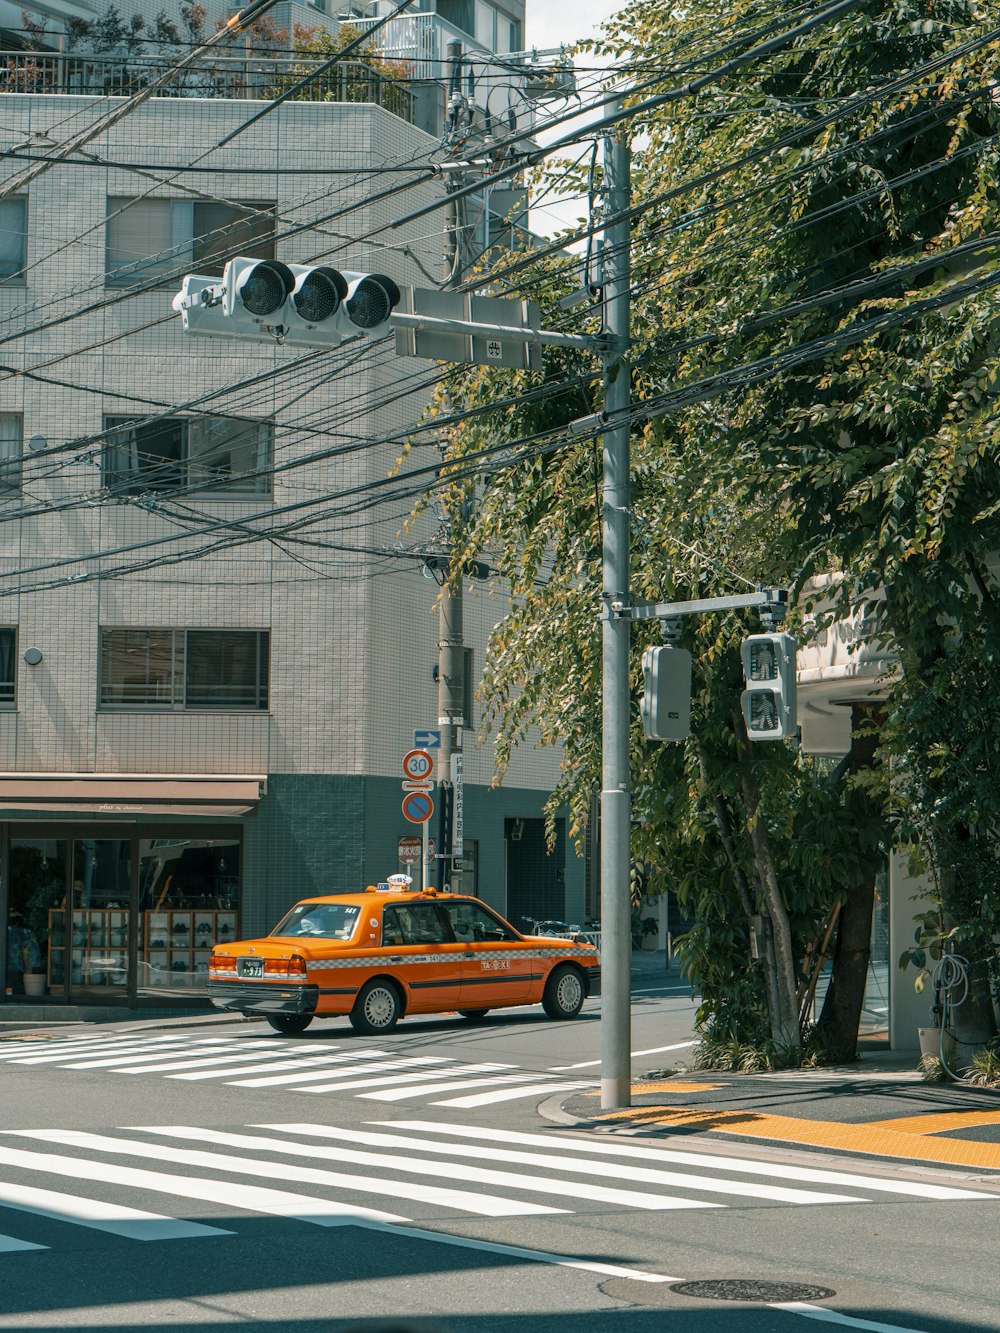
[[436, 39, 473, 893], [600, 98, 632, 1110]]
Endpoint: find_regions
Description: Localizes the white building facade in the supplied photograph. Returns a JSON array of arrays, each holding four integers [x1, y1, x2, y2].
[[0, 76, 584, 1011]]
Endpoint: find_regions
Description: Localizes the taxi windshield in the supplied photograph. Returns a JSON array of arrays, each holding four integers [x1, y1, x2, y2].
[[270, 902, 360, 940]]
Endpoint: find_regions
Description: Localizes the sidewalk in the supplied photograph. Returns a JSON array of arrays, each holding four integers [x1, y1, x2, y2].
[[554, 1041, 1000, 1175]]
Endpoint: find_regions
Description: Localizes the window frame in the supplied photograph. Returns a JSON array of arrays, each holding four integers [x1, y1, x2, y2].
[[97, 628, 270, 713], [0, 413, 21, 495], [105, 197, 277, 290], [0, 626, 17, 708], [102, 413, 273, 498], [0, 197, 27, 287]]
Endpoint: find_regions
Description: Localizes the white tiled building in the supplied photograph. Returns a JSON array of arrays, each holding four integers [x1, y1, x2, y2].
[[0, 14, 584, 1013]]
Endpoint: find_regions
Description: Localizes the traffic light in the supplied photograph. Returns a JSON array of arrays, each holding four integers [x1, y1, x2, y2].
[[640, 645, 691, 741], [740, 633, 797, 741], [173, 258, 401, 346]]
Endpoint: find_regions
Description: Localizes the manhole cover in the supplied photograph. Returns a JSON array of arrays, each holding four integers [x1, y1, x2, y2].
[[671, 1279, 836, 1303]]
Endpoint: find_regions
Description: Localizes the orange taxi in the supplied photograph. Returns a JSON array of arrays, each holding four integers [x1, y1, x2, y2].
[[207, 881, 600, 1035]]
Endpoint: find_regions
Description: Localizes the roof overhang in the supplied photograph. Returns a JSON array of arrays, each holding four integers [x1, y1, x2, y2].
[[0, 774, 266, 819]]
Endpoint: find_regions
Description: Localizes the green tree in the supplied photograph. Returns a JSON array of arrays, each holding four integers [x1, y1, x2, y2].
[[419, 0, 1000, 1061]]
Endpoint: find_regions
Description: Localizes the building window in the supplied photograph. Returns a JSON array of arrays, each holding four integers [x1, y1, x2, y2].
[[103, 415, 272, 496], [0, 414, 22, 493], [0, 627, 16, 705], [0, 198, 27, 285], [99, 629, 269, 711], [105, 199, 276, 288], [437, 0, 474, 36]]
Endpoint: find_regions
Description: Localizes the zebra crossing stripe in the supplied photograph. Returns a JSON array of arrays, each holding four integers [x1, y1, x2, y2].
[[62, 1041, 278, 1070], [0, 1233, 47, 1253], [0, 1035, 193, 1061], [0, 1138, 407, 1226], [169, 1048, 387, 1082], [229, 1055, 449, 1090], [385, 1121, 1000, 1202], [124, 1125, 716, 1213], [10, 1130, 562, 1219], [111, 1047, 318, 1075], [298, 1061, 515, 1095], [358, 1073, 545, 1102], [0, 1178, 232, 1240], [256, 1124, 862, 1206], [434, 1081, 592, 1108], [12, 1037, 240, 1066]]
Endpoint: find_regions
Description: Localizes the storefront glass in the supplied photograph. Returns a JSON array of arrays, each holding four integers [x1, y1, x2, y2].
[[3, 827, 241, 1004], [6, 838, 67, 999], [137, 837, 240, 997]]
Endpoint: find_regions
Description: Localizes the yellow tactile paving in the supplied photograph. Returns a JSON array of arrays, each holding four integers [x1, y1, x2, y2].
[[865, 1110, 1000, 1135], [594, 1102, 1000, 1170]]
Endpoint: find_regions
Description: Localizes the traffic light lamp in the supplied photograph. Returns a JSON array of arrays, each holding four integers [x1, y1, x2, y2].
[[640, 645, 691, 741], [173, 258, 401, 346], [740, 633, 797, 741]]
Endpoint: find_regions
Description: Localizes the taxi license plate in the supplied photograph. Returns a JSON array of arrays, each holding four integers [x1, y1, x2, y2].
[[238, 958, 264, 979]]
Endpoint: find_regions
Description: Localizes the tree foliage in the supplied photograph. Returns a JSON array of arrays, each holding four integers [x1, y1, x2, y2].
[[419, 0, 1000, 1058]]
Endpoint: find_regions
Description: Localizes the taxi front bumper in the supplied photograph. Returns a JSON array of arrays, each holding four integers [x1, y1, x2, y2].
[[207, 980, 319, 1016]]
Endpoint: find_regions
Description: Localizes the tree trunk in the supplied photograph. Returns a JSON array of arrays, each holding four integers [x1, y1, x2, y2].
[[814, 877, 875, 1060], [814, 703, 882, 1060], [734, 713, 800, 1054]]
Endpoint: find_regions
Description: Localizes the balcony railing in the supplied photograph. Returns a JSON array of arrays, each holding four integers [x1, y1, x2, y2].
[[0, 50, 414, 121]]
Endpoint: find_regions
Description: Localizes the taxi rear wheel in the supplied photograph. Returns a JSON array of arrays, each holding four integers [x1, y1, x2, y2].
[[350, 978, 402, 1034], [266, 1014, 313, 1035], [542, 964, 585, 1020], [457, 1009, 491, 1022]]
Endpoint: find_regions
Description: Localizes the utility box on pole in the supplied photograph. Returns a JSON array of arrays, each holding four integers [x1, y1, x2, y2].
[[640, 645, 691, 741]]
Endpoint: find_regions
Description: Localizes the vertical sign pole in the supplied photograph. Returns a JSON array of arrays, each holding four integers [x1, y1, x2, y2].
[[421, 818, 429, 893], [600, 98, 633, 1111]]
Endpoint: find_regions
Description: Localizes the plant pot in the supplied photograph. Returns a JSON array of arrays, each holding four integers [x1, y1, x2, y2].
[[918, 1026, 941, 1059], [22, 973, 46, 998]]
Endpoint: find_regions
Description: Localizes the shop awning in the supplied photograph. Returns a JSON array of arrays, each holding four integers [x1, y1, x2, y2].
[[0, 774, 266, 818]]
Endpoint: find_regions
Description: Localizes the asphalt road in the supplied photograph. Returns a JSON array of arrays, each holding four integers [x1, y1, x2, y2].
[[0, 976, 997, 1333]]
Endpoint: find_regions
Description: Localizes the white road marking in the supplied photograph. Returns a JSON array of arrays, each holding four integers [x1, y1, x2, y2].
[[169, 1049, 386, 1081], [111, 1047, 310, 1075], [0, 1233, 47, 1252], [14, 1037, 239, 1067], [232, 1056, 451, 1089], [62, 1041, 277, 1070], [549, 1040, 696, 1071], [125, 1125, 717, 1213], [0, 1178, 231, 1240], [0, 1139, 406, 1226], [356, 1218, 678, 1283], [11, 1130, 561, 1220], [298, 1062, 515, 1095], [773, 1303, 933, 1332], [359, 1074, 544, 1102], [261, 1125, 864, 1206], [436, 1081, 592, 1108], [386, 1121, 1000, 1202]]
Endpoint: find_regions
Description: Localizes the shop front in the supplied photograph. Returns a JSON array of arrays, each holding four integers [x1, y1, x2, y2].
[[0, 774, 263, 1007]]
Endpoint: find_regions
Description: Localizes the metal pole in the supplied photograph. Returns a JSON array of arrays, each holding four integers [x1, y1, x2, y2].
[[437, 570, 463, 892], [600, 98, 632, 1111]]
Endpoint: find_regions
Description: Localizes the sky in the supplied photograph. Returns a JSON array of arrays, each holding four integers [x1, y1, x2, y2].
[[522, 0, 620, 237], [524, 0, 614, 51]]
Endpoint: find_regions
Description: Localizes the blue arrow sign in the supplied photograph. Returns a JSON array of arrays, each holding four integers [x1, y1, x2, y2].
[[413, 728, 442, 749]]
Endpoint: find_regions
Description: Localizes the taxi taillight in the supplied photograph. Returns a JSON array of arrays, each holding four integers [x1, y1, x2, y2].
[[209, 953, 237, 979], [264, 956, 308, 982]]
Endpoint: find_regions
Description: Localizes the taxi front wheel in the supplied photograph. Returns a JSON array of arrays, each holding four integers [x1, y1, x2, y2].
[[542, 964, 585, 1020], [350, 978, 402, 1034]]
